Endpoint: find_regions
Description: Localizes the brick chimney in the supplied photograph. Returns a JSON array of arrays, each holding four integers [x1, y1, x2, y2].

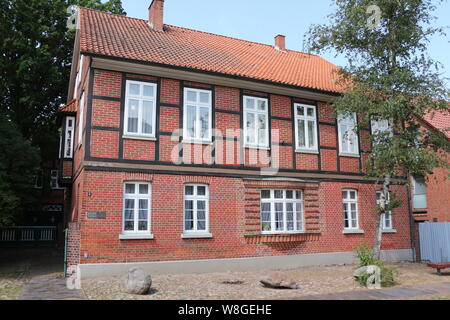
[[274, 35, 286, 52], [148, 0, 165, 32]]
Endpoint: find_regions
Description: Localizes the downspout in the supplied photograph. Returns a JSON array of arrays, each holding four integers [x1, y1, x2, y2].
[[406, 172, 417, 262]]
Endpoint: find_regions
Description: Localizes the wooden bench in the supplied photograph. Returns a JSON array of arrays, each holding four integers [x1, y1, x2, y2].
[[427, 263, 450, 275]]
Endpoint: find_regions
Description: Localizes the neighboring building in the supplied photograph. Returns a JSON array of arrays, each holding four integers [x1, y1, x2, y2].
[[413, 111, 450, 223], [29, 160, 65, 228], [60, 2, 414, 278]]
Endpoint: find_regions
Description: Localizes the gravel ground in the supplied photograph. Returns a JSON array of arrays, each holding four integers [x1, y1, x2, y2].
[[81, 262, 450, 300]]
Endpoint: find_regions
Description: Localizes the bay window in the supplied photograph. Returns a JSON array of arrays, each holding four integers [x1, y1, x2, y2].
[[260, 190, 303, 234]]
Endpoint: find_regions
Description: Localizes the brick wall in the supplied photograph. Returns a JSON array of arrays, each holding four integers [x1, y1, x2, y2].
[[425, 167, 450, 222], [69, 171, 411, 265], [67, 222, 81, 269]]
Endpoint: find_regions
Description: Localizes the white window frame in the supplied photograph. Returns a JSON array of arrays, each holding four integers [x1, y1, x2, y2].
[[183, 184, 210, 234], [64, 116, 75, 159], [182, 88, 213, 144], [260, 190, 304, 234], [243, 96, 269, 149], [371, 118, 393, 145], [343, 189, 359, 230], [74, 55, 84, 99], [78, 92, 85, 146], [50, 170, 61, 190], [294, 103, 318, 153], [376, 191, 394, 230], [337, 112, 359, 157], [412, 176, 427, 209], [124, 80, 157, 139], [122, 182, 152, 234]]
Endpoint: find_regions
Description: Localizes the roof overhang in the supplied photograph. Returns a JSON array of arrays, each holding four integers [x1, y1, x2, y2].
[[87, 54, 341, 103]]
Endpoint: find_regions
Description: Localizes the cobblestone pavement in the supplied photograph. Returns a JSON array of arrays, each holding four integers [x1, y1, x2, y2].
[[21, 274, 84, 300], [1, 249, 84, 300], [292, 282, 450, 300]]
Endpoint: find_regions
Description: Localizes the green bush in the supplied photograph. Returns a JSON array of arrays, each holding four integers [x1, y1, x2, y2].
[[354, 243, 397, 288], [355, 243, 380, 267]]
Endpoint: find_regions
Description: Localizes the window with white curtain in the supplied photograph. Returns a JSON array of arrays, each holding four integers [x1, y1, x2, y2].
[[64, 116, 75, 158], [337, 112, 359, 156], [260, 190, 303, 234], [376, 191, 393, 230], [244, 96, 269, 148], [124, 80, 157, 138], [183, 88, 212, 142], [294, 103, 318, 152], [343, 189, 359, 230], [184, 185, 209, 233], [123, 182, 151, 233]]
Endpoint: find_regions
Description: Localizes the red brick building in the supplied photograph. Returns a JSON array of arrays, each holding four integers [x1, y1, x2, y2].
[[412, 112, 450, 223], [60, 2, 415, 278]]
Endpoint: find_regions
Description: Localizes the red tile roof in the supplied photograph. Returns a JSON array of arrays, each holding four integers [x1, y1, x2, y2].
[[79, 7, 343, 94], [424, 110, 450, 139], [58, 99, 77, 113]]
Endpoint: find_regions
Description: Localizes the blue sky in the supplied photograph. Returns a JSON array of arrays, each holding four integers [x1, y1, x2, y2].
[[121, 0, 450, 82]]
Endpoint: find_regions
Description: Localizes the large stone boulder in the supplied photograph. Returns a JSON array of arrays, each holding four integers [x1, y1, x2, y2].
[[353, 266, 369, 278], [124, 268, 152, 295], [353, 265, 382, 289], [260, 276, 302, 290]]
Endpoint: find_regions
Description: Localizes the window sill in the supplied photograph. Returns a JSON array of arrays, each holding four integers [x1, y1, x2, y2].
[[339, 153, 360, 158], [343, 229, 365, 234], [181, 233, 213, 239], [119, 234, 154, 240], [382, 229, 397, 234], [295, 149, 319, 155], [182, 140, 213, 145], [123, 135, 157, 141], [244, 145, 270, 151], [245, 232, 320, 244]]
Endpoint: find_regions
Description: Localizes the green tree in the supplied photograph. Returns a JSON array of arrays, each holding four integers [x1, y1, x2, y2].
[[0, 0, 125, 224], [0, 0, 125, 162], [0, 115, 40, 226], [305, 0, 450, 259]]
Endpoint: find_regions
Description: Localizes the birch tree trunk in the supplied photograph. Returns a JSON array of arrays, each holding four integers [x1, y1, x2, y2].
[[374, 174, 391, 259]]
